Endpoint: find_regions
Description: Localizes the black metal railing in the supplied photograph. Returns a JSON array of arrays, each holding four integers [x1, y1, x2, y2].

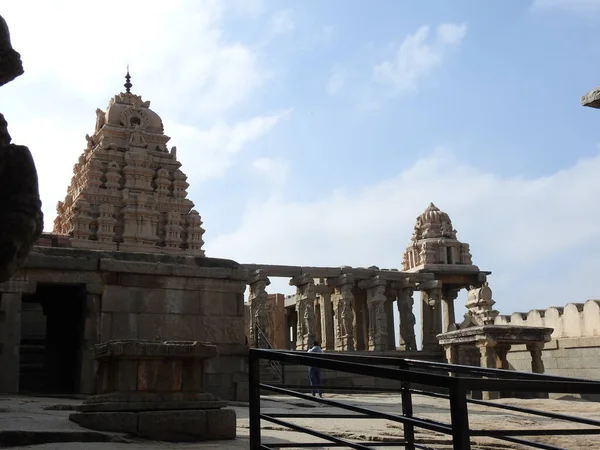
[[253, 323, 284, 384], [248, 349, 600, 450]]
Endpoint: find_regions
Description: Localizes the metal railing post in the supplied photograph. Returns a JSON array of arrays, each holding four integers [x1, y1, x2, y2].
[[449, 379, 470, 450], [249, 349, 262, 450], [401, 380, 415, 450]]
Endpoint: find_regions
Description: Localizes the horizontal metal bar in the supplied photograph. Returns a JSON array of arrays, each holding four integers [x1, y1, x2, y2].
[[492, 435, 565, 450], [273, 384, 403, 392], [261, 414, 373, 450], [251, 349, 456, 388], [278, 351, 600, 384], [267, 413, 365, 419], [464, 377, 600, 394], [259, 383, 453, 435], [264, 442, 408, 448], [471, 428, 600, 436], [467, 397, 600, 428]]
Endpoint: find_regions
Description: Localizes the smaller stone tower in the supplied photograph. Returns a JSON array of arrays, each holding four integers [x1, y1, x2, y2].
[[402, 203, 475, 271], [53, 72, 205, 255]]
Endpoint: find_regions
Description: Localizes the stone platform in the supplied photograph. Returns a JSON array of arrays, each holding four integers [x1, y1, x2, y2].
[[69, 340, 236, 442]]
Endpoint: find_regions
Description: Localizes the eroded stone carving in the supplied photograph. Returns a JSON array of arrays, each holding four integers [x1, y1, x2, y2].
[[0, 16, 43, 283], [461, 282, 499, 327]]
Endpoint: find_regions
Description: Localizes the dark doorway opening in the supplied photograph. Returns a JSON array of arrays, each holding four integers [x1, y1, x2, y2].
[[20, 284, 86, 394]]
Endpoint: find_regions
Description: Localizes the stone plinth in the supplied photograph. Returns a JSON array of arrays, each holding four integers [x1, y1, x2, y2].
[[70, 340, 236, 442], [438, 325, 553, 400]]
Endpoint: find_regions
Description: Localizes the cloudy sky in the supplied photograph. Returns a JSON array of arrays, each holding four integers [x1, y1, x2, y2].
[[3, 0, 600, 322]]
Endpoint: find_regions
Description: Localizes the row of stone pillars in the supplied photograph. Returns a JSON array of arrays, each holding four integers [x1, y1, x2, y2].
[[247, 271, 472, 353]]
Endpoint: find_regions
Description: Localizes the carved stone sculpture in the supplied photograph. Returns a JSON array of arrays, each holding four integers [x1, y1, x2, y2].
[[0, 16, 43, 282]]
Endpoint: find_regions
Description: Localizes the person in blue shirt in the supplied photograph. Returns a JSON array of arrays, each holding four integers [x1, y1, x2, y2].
[[308, 341, 323, 397]]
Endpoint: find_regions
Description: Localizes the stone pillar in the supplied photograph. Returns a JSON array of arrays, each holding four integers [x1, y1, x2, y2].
[[477, 339, 499, 400], [352, 287, 368, 351], [327, 275, 355, 351], [495, 344, 510, 371], [441, 288, 459, 332], [359, 277, 388, 351], [444, 344, 459, 365], [248, 271, 271, 347], [419, 281, 442, 352], [527, 342, 545, 374], [384, 292, 396, 351], [290, 274, 317, 350], [80, 287, 102, 394], [318, 289, 335, 351], [397, 285, 417, 352], [527, 342, 547, 399], [0, 278, 35, 393]]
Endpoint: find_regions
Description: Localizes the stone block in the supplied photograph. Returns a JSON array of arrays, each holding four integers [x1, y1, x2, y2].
[[205, 408, 237, 440], [99, 259, 174, 276], [562, 336, 600, 349], [102, 286, 201, 314], [138, 360, 182, 391], [164, 314, 198, 341], [235, 381, 249, 402], [200, 290, 241, 317], [137, 313, 199, 341], [109, 313, 139, 340], [194, 316, 243, 345], [137, 409, 236, 441], [0, 279, 36, 293], [25, 269, 103, 286], [69, 411, 138, 434], [25, 252, 99, 271], [99, 312, 113, 341]]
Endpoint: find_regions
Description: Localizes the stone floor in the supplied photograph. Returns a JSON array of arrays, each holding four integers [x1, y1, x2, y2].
[[1, 393, 599, 449]]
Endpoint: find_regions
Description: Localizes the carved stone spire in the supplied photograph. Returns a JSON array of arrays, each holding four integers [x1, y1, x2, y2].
[[52, 77, 206, 256], [402, 203, 474, 271]]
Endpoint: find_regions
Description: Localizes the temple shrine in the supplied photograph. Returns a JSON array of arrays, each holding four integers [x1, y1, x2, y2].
[[53, 70, 205, 255]]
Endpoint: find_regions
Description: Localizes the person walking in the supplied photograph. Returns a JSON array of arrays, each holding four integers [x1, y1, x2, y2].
[[308, 341, 323, 397]]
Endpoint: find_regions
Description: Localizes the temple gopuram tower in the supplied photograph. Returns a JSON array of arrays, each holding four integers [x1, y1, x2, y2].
[[402, 203, 490, 350], [53, 72, 205, 255]]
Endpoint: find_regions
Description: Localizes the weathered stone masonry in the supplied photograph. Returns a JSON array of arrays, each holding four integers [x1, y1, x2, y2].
[[0, 246, 249, 401]]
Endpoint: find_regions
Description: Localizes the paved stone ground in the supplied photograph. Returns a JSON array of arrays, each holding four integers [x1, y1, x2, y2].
[[1, 394, 599, 449]]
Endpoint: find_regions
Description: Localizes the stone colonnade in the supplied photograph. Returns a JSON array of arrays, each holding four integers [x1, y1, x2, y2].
[[246, 267, 482, 353]]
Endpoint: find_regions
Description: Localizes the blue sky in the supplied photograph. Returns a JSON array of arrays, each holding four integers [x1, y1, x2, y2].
[[3, 0, 600, 323]]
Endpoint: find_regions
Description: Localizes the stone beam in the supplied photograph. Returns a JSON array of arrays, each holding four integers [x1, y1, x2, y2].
[[582, 86, 600, 109]]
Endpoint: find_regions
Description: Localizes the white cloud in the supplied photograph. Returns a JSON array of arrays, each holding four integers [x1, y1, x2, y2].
[[270, 10, 296, 36], [2, 2, 291, 231], [373, 23, 467, 94], [252, 157, 290, 186], [2, 0, 265, 117], [531, 0, 600, 14], [208, 147, 600, 314], [326, 65, 347, 96], [166, 110, 292, 185]]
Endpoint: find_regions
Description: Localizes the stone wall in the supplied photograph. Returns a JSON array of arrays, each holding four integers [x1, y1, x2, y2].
[[494, 300, 600, 381], [0, 246, 249, 401]]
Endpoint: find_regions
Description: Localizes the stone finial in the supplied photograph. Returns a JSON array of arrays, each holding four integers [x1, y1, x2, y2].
[[402, 203, 474, 270], [124, 65, 132, 93]]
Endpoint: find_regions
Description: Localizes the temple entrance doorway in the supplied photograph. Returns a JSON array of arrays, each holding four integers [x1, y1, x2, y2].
[[19, 283, 86, 394]]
